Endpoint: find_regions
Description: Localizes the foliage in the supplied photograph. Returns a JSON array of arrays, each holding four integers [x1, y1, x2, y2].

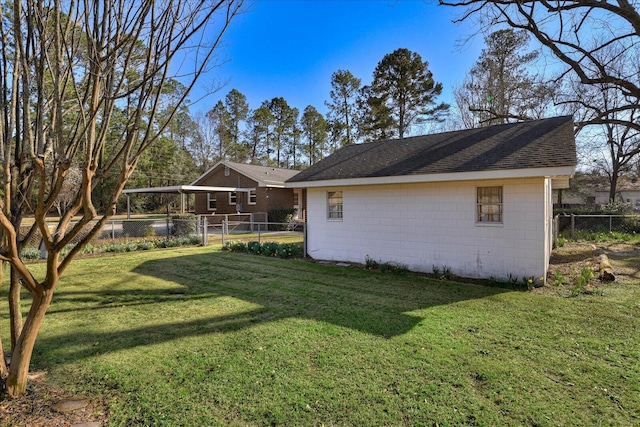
[[362, 48, 449, 139], [223, 240, 302, 259], [268, 208, 298, 230], [326, 70, 361, 147], [300, 105, 330, 165], [171, 214, 197, 236], [570, 267, 594, 297], [122, 220, 156, 238]]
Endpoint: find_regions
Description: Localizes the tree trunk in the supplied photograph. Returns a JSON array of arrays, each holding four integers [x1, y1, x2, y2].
[[9, 267, 23, 350], [609, 172, 619, 203], [5, 288, 54, 398]]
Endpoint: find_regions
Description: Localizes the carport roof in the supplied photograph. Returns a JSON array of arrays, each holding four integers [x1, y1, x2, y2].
[[122, 185, 250, 194]]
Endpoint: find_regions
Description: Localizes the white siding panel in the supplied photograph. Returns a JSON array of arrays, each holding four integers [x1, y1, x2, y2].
[[306, 178, 547, 280]]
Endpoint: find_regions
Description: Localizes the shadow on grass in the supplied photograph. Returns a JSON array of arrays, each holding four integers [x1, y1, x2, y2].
[[36, 252, 510, 363]]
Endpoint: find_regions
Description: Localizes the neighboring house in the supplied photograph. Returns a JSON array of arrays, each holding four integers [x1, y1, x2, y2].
[[554, 173, 640, 209], [594, 181, 640, 208], [286, 116, 577, 283], [192, 161, 301, 217]]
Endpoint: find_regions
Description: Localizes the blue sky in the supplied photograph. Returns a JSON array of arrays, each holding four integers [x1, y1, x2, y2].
[[190, 0, 484, 117]]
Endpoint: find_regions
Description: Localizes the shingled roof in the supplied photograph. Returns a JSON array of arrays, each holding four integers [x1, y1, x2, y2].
[[288, 116, 576, 184], [192, 160, 299, 187]]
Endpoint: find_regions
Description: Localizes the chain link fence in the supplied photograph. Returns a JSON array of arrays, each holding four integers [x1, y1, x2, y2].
[[18, 216, 201, 249], [555, 214, 640, 240]]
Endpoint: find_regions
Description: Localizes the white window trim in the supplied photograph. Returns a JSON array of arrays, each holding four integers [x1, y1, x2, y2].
[[327, 191, 343, 221], [228, 191, 237, 205], [207, 193, 217, 211], [476, 186, 503, 225], [248, 188, 257, 205]]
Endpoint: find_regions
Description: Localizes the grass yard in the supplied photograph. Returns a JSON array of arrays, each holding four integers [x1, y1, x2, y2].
[[2, 245, 639, 426]]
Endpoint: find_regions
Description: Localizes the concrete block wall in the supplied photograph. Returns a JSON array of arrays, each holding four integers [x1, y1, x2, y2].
[[305, 178, 548, 281]]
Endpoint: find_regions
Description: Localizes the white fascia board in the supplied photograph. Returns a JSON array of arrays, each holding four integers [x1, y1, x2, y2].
[[284, 166, 576, 188], [123, 185, 250, 194]]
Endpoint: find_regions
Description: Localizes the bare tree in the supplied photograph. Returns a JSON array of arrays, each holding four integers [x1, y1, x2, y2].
[[440, 1, 640, 131], [563, 80, 640, 202], [0, 0, 243, 397], [454, 29, 556, 128]]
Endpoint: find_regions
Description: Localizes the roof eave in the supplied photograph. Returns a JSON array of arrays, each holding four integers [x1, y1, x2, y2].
[[285, 166, 576, 188]]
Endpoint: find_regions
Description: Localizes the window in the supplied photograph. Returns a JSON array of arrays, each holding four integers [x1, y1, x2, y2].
[[293, 191, 300, 208], [476, 186, 502, 223], [224, 165, 230, 176], [248, 189, 257, 205], [228, 191, 237, 205], [327, 191, 343, 220], [207, 193, 217, 211]]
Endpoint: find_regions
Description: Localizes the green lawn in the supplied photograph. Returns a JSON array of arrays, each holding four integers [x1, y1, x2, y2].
[[3, 246, 639, 426]]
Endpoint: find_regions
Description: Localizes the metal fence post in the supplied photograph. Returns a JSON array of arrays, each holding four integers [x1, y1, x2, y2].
[[221, 219, 226, 246], [202, 216, 208, 246], [571, 214, 575, 240]]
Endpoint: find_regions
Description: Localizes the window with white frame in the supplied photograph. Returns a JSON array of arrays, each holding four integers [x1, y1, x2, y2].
[[327, 191, 343, 220], [207, 193, 217, 211], [224, 165, 230, 176], [228, 191, 237, 205], [248, 189, 257, 205], [476, 186, 503, 223]]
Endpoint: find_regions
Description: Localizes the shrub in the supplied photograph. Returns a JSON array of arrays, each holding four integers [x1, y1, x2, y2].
[[621, 216, 640, 233], [261, 242, 279, 256], [268, 208, 297, 231], [172, 214, 197, 236], [248, 241, 261, 254], [21, 247, 42, 260], [122, 220, 156, 237]]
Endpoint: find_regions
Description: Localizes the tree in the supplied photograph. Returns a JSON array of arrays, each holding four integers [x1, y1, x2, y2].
[[564, 80, 640, 203], [267, 97, 296, 166], [191, 110, 220, 173], [245, 106, 274, 164], [439, 1, 640, 132], [367, 48, 449, 138], [0, 0, 243, 397], [454, 29, 556, 128], [300, 106, 329, 165], [356, 87, 396, 142], [326, 70, 361, 146], [224, 89, 250, 161]]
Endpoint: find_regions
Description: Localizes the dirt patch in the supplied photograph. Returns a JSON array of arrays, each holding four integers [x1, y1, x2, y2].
[[539, 241, 640, 296], [0, 375, 108, 427]]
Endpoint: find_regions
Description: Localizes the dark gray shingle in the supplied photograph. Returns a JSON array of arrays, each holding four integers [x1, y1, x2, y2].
[[288, 116, 577, 183]]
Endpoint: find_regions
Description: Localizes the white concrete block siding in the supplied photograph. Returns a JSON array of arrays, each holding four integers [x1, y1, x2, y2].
[[305, 178, 549, 281]]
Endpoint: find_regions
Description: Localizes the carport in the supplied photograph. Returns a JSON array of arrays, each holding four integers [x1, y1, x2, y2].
[[122, 185, 251, 219]]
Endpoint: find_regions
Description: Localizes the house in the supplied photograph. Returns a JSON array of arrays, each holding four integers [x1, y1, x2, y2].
[[192, 161, 302, 218], [286, 116, 577, 284], [554, 172, 640, 210]]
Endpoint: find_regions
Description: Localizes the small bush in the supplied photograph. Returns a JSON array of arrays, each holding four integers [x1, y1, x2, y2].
[[21, 247, 42, 260], [261, 242, 279, 256], [268, 208, 297, 231], [621, 216, 640, 233], [172, 214, 197, 236], [122, 220, 156, 237], [248, 241, 261, 254]]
